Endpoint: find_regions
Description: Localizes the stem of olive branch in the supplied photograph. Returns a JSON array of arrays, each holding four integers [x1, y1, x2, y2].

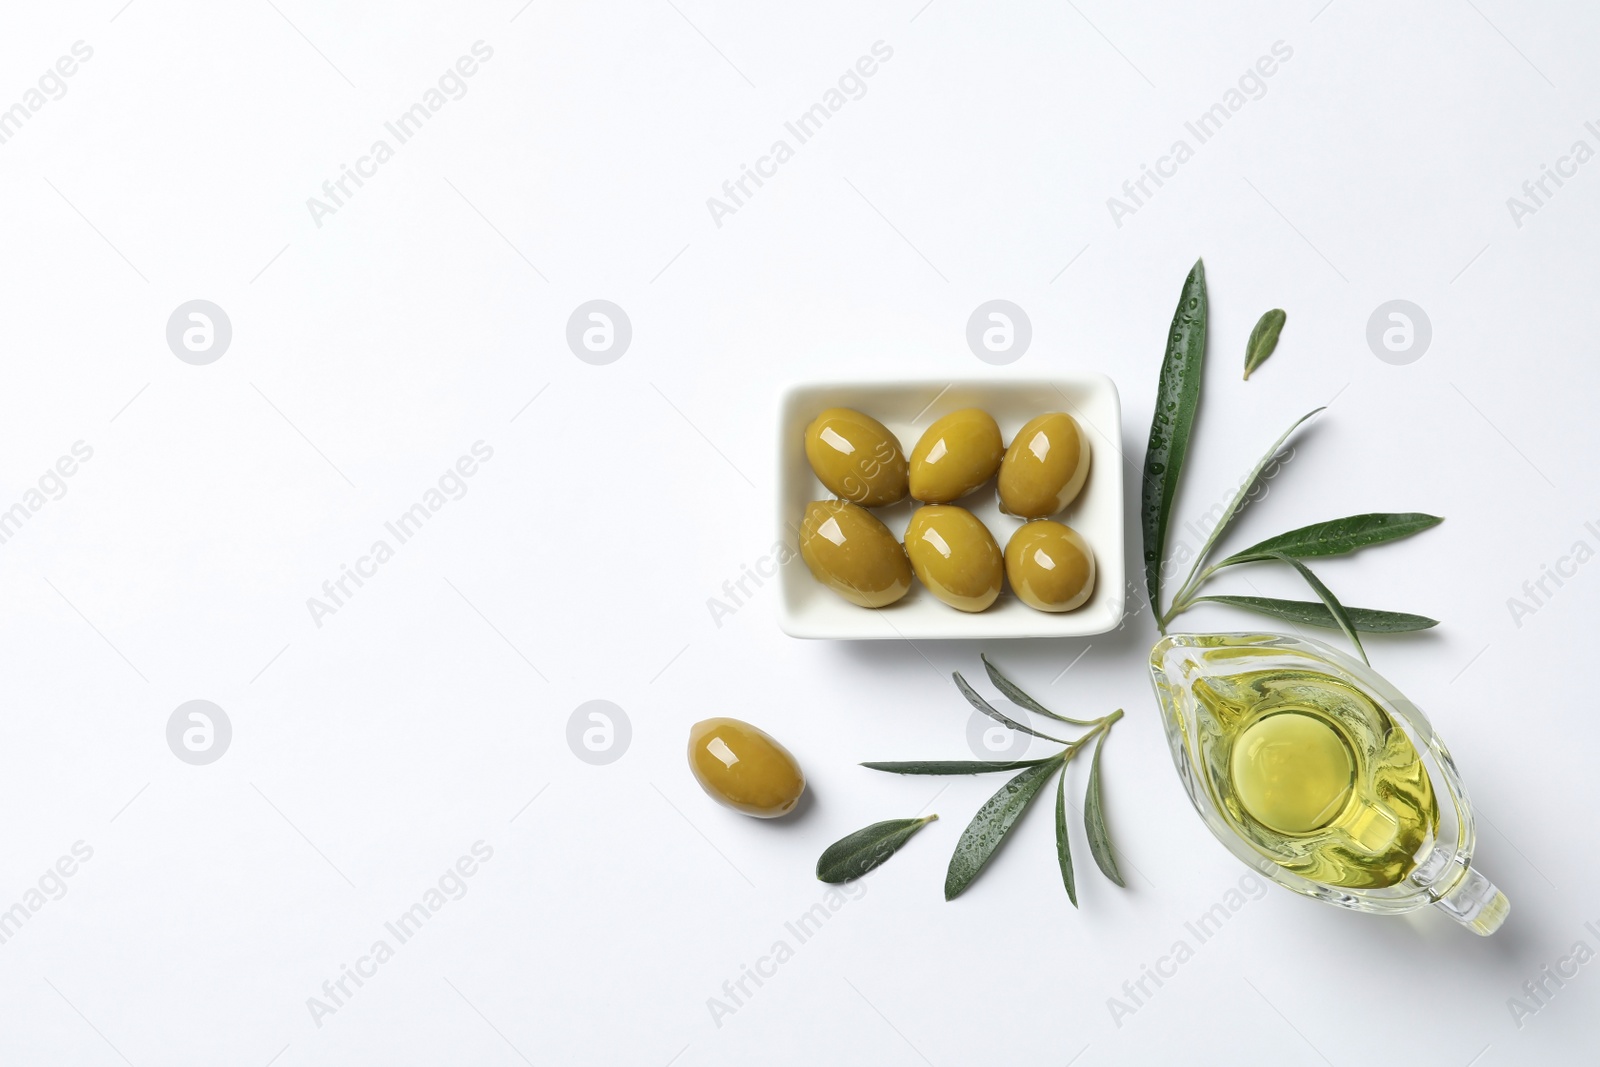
[[1161, 564, 1223, 629], [1067, 709, 1123, 754]]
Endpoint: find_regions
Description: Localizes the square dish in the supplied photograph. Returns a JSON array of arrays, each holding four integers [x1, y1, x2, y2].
[[776, 375, 1125, 640]]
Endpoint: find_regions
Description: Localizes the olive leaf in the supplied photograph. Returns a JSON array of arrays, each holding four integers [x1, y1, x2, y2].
[[1083, 728, 1124, 887], [1216, 513, 1443, 568], [1193, 595, 1438, 633], [945, 756, 1063, 900], [817, 815, 938, 884], [861, 758, 1052, 775], [1164, 407, 1324, 624], [952, 671, 1070, 744], [1272, 553, 1367, 664], [1142, 258, 1208, 626], [1243, 309, 1286, 379], [1054, 761, 1077, 907], [981, 654, 1097, 726]]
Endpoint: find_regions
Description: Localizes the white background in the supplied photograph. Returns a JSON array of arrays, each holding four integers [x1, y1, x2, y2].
[[0, 1, 1595, 1064]]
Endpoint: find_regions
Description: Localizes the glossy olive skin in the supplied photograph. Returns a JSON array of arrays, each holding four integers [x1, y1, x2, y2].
[[804, 408, 908, 507], [799, 500, 912, 607], [1004, 520, 1095, 612], [688, 718, 805, 818], [998, 412, 1091, 518], [909, 408, 1004, 504], [904, 506, 1003, 612]]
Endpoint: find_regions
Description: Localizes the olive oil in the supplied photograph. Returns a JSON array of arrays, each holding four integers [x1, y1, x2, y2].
[[1190, 666, 1438, 890], [1153, 633, 1507, 933]]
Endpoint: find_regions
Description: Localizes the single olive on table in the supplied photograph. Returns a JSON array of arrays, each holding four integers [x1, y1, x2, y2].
[[803, 407, 908, 507], [688, 718, 805, 818], [799, 499, 912, 607], [998, 412, 1091, 519], [908, 408, 1004, 504], [1004, 520, 1096, 611], [904, 505, 1004, 612]]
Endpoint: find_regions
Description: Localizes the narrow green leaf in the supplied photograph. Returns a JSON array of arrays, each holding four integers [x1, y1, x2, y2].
[[1142, 258, 1208, 623], [1083, 729, 1124, 887], [1167, 407, 1324, 618], [861, 758, 1052, 775], [952, 671, 1069, 744], [1054, 761, 1077, 907], [1193, 595, 1438, 633], [981, 654, 1096, 727], [1217, 513, 1444, 568], [944, 757, 1062, 900], [817, 815, 938, 884], [1243, 309, 1286, 379], [1272, 553, 1367, 664]]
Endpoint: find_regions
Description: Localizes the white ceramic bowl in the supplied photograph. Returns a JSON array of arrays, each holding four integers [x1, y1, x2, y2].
[[776, 376, 1125, 640]]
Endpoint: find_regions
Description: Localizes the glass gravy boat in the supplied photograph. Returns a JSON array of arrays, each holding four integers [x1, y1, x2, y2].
[[1150, 632, 1509, 935]]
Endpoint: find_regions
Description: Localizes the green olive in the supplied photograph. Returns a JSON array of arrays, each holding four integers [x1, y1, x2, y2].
[[799, 500, 912, 607], [804, 408, 908, 507], [1004, 520, 1095, 612], [904, 505, 1003, 612], [998, 412, 1091, 518], [908, 408, 1004, 504], [688, 718, 805, 818]]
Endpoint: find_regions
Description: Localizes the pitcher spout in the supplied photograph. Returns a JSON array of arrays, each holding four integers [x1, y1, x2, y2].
[[1430, 865, 1511, 936]]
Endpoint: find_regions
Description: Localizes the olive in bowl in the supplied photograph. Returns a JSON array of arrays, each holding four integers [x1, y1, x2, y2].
[[904, 505, 1004, 612], [803, 408, 908, 507], [798, 500, 912, 608], [1004, 520, 1096, 612], [908, 408, 1004, 504], [998, 412, 1091, 519]]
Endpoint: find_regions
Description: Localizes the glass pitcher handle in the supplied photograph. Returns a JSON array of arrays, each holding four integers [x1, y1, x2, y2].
[[1432, 866, 1509, 935]]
